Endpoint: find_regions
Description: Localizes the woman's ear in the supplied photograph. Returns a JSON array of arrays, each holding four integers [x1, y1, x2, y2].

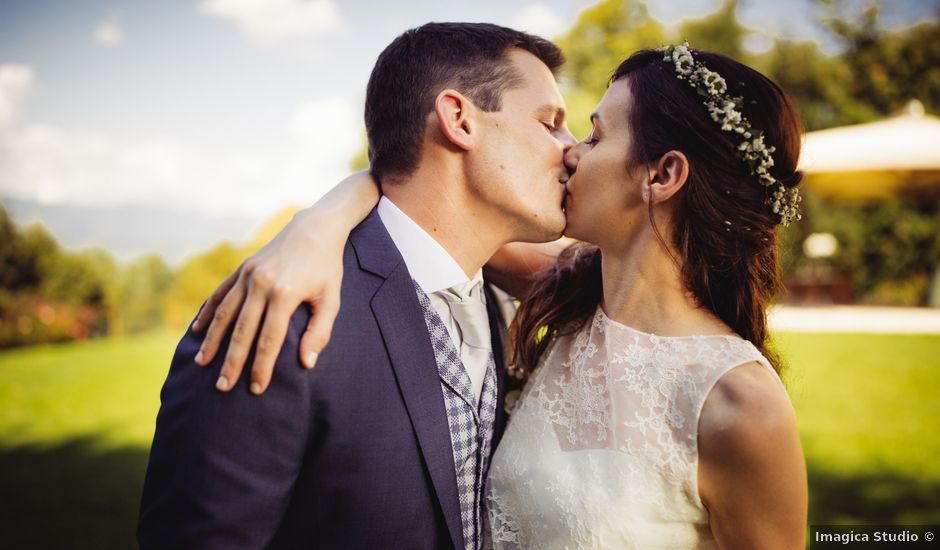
[[647, 150, 689, 204], [434, 89, 476, 151]]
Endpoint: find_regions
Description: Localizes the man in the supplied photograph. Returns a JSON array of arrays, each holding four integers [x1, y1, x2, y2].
[[138, 22, 573, 549]]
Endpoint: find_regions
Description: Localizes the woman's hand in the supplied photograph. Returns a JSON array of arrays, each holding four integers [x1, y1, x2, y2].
[[191, 171, 380, 394]]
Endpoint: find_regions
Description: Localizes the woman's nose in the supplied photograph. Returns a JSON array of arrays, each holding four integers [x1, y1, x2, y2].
[[564, 142, 582, 173]]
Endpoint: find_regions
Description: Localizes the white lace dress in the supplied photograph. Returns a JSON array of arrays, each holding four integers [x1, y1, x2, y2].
[[485, 306, 786, 549]]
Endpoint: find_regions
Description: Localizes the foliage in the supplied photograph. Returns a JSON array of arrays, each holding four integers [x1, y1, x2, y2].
[[117, 254, 175, 335], [162, 241, 244, 329], [0, 206, 117, 347], [800, 192, 940, 305], [555, 0, 666, 138], [819, 0, 940, 118], [677, 0, 748, 61]]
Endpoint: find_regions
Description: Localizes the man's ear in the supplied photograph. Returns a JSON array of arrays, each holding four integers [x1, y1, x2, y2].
[[647, 150, 689, 204], [434, 89, 476, 151]]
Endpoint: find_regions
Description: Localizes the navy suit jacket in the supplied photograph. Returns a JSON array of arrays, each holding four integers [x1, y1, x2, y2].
[[138, 209, 512, 549]]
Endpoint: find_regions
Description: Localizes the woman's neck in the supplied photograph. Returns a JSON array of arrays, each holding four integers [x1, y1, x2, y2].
[[599, 233, 730, 337]]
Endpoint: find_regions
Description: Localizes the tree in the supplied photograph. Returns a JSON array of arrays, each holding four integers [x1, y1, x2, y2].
[[678, 0, 749, 61], [555, 0, 666, 138], [118, 254, 175, 334], [163, 242, 244, 329], [817, 0, 940, 118]]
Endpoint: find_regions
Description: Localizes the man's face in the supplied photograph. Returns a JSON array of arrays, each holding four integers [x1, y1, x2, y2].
[[471, 48, 575, 243]]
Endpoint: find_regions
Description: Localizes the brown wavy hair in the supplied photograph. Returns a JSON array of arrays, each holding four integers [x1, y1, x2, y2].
[[511, 48, 804, 374]]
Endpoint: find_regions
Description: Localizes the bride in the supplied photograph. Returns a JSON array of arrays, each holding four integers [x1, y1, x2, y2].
[[190, 44, 806, 548]]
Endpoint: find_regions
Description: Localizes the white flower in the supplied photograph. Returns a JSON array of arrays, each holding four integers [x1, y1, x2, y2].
[[656, 41, 802, 226]]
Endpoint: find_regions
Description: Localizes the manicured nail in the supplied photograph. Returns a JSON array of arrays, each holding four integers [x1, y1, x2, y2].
[[305, 351, 318, 369], [216, 376, 228, 391], [195, 350, 205, 364], [250, 382, 262, 395]]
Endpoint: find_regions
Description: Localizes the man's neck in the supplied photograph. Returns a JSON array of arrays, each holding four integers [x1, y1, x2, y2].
[[382, 169, 504, 279]]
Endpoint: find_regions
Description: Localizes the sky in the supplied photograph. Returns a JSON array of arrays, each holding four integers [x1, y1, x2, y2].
[[0, 0, 937, 262]]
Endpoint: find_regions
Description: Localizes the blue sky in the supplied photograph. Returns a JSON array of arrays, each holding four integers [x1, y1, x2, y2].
[[0, 0, 936, 260]]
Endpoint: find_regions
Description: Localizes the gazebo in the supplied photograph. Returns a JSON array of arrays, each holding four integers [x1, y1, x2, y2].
[[798, 100, 940, 201], [794, 100, 940, 307]]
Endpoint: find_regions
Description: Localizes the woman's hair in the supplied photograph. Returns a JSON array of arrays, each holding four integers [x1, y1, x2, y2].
[[511, 48, 804, 374]]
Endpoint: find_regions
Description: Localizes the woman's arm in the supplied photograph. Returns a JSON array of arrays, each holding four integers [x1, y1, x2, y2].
[[193, 170, 379, 394], [484, 239, 571, 298], [697, 363, 808, 549]]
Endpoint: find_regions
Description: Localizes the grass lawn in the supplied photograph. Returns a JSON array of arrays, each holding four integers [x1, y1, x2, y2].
[[0, 331, 178, 549], [774, 332, 940, 526], [0, 330, 938, 548]]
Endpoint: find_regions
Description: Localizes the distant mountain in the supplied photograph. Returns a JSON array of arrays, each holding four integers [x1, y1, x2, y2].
[[1, 196, 262, 265]]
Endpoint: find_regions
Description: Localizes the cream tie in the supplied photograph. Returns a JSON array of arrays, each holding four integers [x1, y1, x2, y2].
[[435, 280, 492, 401]]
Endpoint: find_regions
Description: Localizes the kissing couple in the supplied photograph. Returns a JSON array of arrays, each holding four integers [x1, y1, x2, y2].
[[139, 22, 807, 549]]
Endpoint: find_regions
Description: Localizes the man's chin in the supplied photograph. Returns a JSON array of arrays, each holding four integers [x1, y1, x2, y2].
[[520, 216, 565, 243]]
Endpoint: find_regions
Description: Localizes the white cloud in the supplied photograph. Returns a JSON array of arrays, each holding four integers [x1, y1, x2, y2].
[[93, 17, 125, 46], [279, 97, 362, 206], [0, 77, 361, 219], [0, 65, 33, 130], [199, 0, 345, 45], [511, 4, 569, 38]]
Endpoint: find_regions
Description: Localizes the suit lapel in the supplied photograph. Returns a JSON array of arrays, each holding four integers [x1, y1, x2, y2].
[[354, 211, 464, 550]]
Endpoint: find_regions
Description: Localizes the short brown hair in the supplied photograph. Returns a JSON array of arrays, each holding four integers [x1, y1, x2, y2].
[[364, 22, 564, 179]]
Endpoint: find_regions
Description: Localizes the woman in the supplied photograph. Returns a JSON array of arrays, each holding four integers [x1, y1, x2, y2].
[[194, 45, 807, 548]]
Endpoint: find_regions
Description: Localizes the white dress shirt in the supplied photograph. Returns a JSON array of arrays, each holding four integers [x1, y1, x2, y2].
[[377, 196, 490, 401]]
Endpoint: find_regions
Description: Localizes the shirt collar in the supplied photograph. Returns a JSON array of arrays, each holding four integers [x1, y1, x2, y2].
[[377, 196, 483, 294]]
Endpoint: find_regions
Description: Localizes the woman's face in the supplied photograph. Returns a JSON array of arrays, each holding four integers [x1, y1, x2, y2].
[[562, 78, 649, 246]]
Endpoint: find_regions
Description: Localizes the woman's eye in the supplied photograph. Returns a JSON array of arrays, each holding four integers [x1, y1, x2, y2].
[[585, 127, 598, 145], [541, 121, 556, 131]]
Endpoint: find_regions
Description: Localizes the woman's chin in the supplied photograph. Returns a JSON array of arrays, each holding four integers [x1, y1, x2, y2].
[[561, 217, 583, 241]]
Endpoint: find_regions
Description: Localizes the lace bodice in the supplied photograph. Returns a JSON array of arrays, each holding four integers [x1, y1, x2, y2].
[[485, 306, 785, 549]]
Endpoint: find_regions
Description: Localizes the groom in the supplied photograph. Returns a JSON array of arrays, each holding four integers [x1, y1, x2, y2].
[[138, 22, 573, 549]]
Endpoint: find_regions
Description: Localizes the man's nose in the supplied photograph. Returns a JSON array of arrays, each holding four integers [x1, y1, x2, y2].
[[557, 126, 577, 151]]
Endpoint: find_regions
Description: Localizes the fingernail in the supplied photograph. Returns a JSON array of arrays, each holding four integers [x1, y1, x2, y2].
[[305, 351, 318, 369], [216, 376, 228, 391], [195, 350, 205, 364], [192, 319, 201, 331], [250, 382, 262, 395]]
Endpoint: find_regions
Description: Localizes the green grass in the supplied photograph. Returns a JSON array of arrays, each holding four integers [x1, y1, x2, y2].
[[0, 330, 938, 547], [0, 331, 177, 449], [0, 331, 179, 549], [773, 332, 940, 526]]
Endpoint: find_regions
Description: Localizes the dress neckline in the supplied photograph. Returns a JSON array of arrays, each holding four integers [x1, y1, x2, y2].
[[596, 306, 740, 341]]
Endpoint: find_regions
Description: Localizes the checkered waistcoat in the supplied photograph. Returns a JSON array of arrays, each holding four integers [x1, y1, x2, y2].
[[413, 280, 498, 550]]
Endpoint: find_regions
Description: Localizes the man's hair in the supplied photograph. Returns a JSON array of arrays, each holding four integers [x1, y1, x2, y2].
[[364, 22, 565, 179]]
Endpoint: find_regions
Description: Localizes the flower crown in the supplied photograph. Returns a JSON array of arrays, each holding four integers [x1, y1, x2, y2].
[[657, 42, 801, 226]]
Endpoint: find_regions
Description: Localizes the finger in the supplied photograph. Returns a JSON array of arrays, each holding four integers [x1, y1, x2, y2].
[[192, 269, 239, 332], [299, 293, 341, 369], [196, 274, 248, 366], [216, 283, 269, 393], [247, 296, 297, 395]]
